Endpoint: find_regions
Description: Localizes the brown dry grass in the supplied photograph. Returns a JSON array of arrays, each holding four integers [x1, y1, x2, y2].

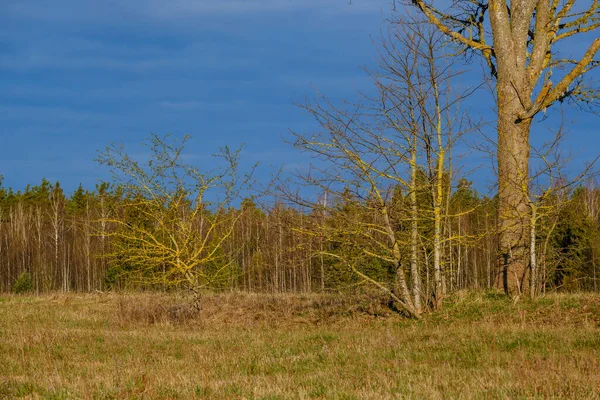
[[0, 290, 599, 399]]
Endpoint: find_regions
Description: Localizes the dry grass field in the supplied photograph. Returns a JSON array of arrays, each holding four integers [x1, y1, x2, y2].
[[0, 290, 599, 399]]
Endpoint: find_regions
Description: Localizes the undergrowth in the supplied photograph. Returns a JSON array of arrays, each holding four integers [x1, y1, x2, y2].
[[0, 290, 598, 399]]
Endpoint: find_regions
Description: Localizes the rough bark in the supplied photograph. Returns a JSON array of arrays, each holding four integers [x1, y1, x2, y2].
[[496, 82, 532, 296]]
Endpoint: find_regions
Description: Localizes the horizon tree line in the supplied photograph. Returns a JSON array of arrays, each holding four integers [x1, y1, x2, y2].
[[0, 172, 598, 298]]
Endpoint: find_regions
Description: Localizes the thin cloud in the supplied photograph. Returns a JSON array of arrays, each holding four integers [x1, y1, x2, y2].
[[159, 100, 249, 111], [0, 40, 261, 72], [4, 0, 383, 23], [0, 105, 108, 123], [144, 0, 383, 17]]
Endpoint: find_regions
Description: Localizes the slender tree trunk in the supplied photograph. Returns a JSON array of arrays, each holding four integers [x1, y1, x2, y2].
[[380, 204, 418, 316], [279, 217, 284, 292], [393, 252, 419, 318], [448, 218, 454, 291], [35, 207, 43, 293], [457, 218, 462, 289], [424, 246, 430, 301], [274, 214, 280, 292], [465, 239, 471, 288], [410, 135, 422, 313], [320, 193, 327, 291], [530, 204, 537, 297], [593, 247, 597, 292], [432, 141, 445, 307], [485, 212, 492, 288], [85, 201, 92, 292], [99, 194, 109, 291]]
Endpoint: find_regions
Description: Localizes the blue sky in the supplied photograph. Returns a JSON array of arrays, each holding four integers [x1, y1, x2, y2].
[[0, 0, 598, 195]]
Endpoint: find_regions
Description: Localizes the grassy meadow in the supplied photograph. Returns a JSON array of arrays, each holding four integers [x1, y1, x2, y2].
[[0, 291, 599, 399]]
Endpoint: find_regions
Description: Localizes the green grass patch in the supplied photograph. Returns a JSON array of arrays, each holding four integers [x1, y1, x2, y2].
[[0, 291, 598, 399]]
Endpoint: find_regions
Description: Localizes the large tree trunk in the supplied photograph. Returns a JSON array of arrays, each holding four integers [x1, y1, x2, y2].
[[497, 83, 532, 297]]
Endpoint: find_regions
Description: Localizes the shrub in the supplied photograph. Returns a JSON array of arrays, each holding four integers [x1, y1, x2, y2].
[[13, 272, 33, 294], [116, 295, 200, 325]]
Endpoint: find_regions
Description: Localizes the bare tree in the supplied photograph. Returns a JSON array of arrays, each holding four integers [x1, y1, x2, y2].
[[48, 183, 66, 292], [96, 134, 252, 306], [284, 19, 472, 317]]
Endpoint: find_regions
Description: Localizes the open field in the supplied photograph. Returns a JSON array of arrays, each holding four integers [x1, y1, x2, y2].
[[0, 291, 599, 399]]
